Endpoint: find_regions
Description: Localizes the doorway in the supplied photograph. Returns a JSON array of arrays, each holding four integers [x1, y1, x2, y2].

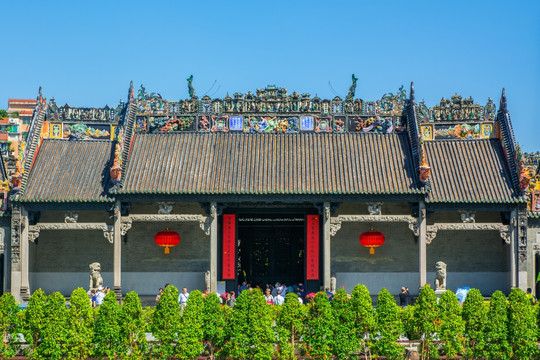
[[238, 225, 304, 288]]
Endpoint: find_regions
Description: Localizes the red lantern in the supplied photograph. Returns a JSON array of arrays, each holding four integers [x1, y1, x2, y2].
[[359, 228, 385, 254], [154, 228, 180, 254]]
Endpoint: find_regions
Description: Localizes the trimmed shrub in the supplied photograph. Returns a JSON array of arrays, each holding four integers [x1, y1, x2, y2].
[[94, 291, 121, 359], [350, 284, 375, 358], [222, 290, 251, 359], [400, 305, 415, 340], [23, 289, 48, 359], [462, 288, 487, 359], [302, 292, 334, 359], [0, 292, 21, 359], [151, 285, 180, 360], [64, 287, 95, 360], [276, 292, 305, 359], [413, 284, 439, 360], [118, 291, 148, 359], [223, 288, 274, 360], [177, 290, 204, 360], [38, 292, 68, 360], [437, 290, 465, 359], [374, 288, 404, 360], [507, 287, 537, 359], [202, 292, 226, 359], [330, 289, 356, 359], [484, 290, 510, 360]]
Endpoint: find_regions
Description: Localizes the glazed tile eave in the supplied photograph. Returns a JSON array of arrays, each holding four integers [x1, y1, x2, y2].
[[119, 132, 420, 196]]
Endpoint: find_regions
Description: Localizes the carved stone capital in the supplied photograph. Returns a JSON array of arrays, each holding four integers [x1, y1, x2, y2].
[[199, 217, 211, 235], [103, 227, 114, 244], [120, 218, 132, 236], [499, 229, 511, 244], [426, 229, 437, 244], [28, 230, 40, 243], [330, 219, 342, 236]]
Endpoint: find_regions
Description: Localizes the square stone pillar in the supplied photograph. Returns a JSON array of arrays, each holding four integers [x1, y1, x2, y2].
[[210, 202, 218, 293], [418, 201, 427, 288], [323, 202, 331, 290], [510, 209, 517, 288], [113, 201, 122, 300]]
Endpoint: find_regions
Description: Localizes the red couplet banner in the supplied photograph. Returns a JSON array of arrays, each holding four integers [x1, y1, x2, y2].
[[306, 215, 320, 280], [222, 214, 236, 279]]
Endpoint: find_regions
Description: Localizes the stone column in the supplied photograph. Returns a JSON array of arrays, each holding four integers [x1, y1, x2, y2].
[[20, 207, 30, 301], [323, 202, 331, 290], [113, 200, 122, 300], [418, 201, 427, 287], [510, 209, 517, 288], [210, 202, 218, 293], [10, 205, 21, 301]]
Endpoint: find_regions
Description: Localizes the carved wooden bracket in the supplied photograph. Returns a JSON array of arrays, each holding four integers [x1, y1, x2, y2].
[[120, 214, 211, 236], [425, 223, 510, 245], [28, 223, 115, 244], [329, 214, 419, 237]]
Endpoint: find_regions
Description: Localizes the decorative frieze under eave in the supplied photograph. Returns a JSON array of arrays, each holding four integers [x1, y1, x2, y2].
[[120, 214, 212, 236], [28, 223, 114, 243], [425, 223, 511, 244], [330, 214, 419, 236]]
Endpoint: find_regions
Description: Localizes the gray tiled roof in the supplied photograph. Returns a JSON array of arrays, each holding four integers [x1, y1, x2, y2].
[[20, 139, 113, 202], [425, 139, 519, 203], [119, 132, 421, 195]]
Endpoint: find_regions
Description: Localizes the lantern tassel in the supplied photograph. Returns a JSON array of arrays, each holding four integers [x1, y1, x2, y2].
[[369, 247, 375, 255], [164, 246, 170, 254]]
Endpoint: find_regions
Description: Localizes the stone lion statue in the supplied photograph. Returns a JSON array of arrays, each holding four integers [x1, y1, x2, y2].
[[89, 262, 103, 291], [434, 261, 447, 290]]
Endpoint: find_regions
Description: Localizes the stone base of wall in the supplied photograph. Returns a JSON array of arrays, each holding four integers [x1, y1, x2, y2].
[[30, 271, 206, 296], [336, 271, 511, 296]]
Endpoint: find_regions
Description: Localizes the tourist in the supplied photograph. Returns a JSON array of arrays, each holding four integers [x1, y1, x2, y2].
[[178, 287, 189, 312], [297, 282, 305, 300], [274, 290, 284, 305], [90, 290, 97, 308], [264, 288, 274, 305], [325, 287, 333, 301], [227, 291, 236, 308], [399, 286, 410, 307], [95, 286, 108, 306], [527, 288, 537, 305], [155, 287, 163, 302], [238, 281, 248, 294]]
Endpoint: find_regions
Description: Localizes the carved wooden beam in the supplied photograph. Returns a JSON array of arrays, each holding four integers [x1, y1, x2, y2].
[[28, 223, 115, 244], [329, 214, 418, 237], [425, 223, 510, 245], [121, 214, 211, 236]]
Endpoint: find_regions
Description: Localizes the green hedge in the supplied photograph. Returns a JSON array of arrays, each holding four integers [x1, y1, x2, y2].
[[1, 285, 540, 359]]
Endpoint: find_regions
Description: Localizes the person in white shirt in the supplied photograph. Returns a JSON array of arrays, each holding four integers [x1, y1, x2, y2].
[[274, 290, 284, 305], [264, 289, 274, 305], [95, 286, 108, 306], [178, 287, 189, 313]]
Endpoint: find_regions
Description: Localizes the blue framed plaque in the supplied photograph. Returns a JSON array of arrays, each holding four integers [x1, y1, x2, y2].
[[230, 116, 243, 131], [300, 116, 314, 131]]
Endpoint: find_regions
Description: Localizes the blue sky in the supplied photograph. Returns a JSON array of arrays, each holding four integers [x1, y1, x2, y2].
[[1, 0, 539, 151]]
